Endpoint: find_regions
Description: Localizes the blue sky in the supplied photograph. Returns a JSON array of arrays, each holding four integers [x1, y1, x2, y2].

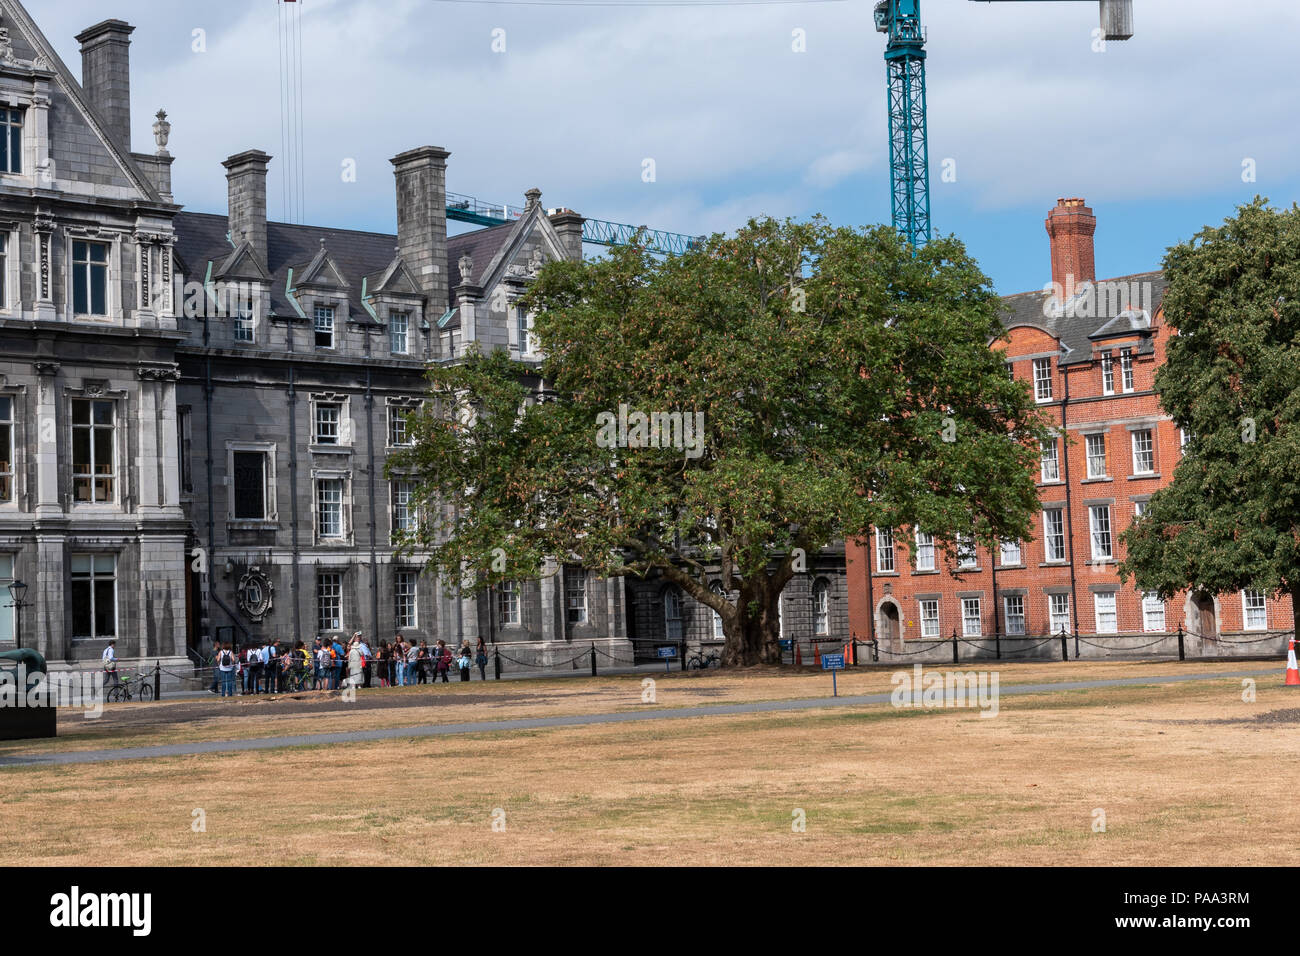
[[29, 0, 1300, 295]]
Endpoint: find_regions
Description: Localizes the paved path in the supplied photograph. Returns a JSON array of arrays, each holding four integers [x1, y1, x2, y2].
[[0, 668, 1273, 768]]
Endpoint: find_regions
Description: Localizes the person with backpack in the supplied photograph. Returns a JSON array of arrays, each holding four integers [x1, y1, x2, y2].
[[393, 635, 407, 687], [434, 640, 452, 684], [407, 640, 421, 686], [265, 640, 281, 693], [245, 644, 262, 695], [475, 644, 488, 681], [355, 632, 372, 688], [416, 640, 430, 684], [331, 637, 345, 690], [216, 643, 237, 697], [457, 645, 472, 682], [315, 640, 330, 690]]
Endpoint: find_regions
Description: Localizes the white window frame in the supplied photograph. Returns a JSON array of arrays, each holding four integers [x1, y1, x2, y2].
[[1000, 539, 1022, 567], [961, 597, 982, 637], [1043, 508, 1067, 563], [315, 476, 349, 542], [1093, 591, 1118, 634], [1003, 594, 1025, 635], [1049, 593, 1071, 635], [956, 535, 978, 570], [1089, 505, 1113, 560], [0, 394, 13, 504], [1101, 350, 1114, 395], [711, 582, 725, 640], [69, 235, 116, 321], [565, 565, 588, 625], [71, 397, 118, 507], [70, 553, 118, 641], [919, 599, 939, 638], [813, 579, 829, 636], [389, 311, 410, 355], [1085, 433, 1108, 479], [388, 404, 418, 447], [1242, 589, 1267, 631], [226, 441, 278, 522], [664, 588, 683, 641], [1040, 439, 1060, 482], [915, 530, 935, 572], [1120, 348, 1135, 392], [499, 580, 521, 627], [1142, 591, 1165, 633], [1131, 428, 1155, 475], [1032, 358, 1053, 402], [394, 570, 418, 629], [233, 297, 255, 343], [390, 479, 417, 541], [875, 527, 895, 573], [317, 572, 342, 632], [314, 305, 336, 349]]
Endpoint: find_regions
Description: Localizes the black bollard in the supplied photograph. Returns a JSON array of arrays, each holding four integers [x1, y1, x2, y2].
[[872, 639, 879, 663], [153, 662, 161, 701], [493, 648, 502, 680], [995, 630, 1001, 661], [951, 629, 959, 664], [680, 640, 686, 672], [1177, 624, 1185, 661], [1060, 629, 1068, 662], [590, 642, 598, 677]]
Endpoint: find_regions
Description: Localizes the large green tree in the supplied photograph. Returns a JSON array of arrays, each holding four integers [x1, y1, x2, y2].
[[390, 217, 1051, 665], [1122, 198, 1300, 613]]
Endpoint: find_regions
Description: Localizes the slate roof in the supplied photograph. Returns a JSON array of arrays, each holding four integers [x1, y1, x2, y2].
[[172, 211, 515, 319], [998, 270, 1167, 365]]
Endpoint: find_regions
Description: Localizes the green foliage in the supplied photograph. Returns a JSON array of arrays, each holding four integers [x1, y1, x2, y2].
[[389, 217, 1051, 662], [1121, 198, 1300, 602]]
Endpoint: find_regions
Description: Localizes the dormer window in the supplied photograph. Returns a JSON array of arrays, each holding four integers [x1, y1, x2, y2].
[[72, 241, 110, 316], [314, 305, 335, 349], [0, 108, 22, 174], [234, 299, 254, 343], [390, 311, 409, 355]]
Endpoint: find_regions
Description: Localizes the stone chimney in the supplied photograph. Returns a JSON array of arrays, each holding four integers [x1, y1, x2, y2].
[[76, 19, 135, 152], [222, 150, 271, 272], [391, 146, 451, 310], [549, 208, 585, 262], [1045, 197, 1097, 300]]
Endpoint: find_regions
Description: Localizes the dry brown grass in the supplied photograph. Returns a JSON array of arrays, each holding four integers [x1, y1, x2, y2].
[[2, 658, 1268, 756], [1, 663, 1296, 866]]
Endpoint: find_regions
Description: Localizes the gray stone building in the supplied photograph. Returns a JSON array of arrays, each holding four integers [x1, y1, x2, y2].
[[0, 1, 845, 669]]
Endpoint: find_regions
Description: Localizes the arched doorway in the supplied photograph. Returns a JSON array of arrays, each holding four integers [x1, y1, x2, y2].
[[878, 599, 902, 646], [1187, 591, 1217, 639]]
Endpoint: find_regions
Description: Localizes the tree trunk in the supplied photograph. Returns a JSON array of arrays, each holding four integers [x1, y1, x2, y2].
[[722, 581, 783, 666]]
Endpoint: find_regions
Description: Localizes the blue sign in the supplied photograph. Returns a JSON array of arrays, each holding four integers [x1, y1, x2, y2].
[[821, 654, 845, 670], [656, 646, 677, 659]]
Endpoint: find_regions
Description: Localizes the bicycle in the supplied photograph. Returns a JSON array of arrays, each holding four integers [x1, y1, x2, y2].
[[686, 649, 721, 670], [106, 670, 154, 703]]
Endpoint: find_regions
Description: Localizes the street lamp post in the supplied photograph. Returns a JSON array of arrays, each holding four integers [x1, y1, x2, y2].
[[7, 580, 29, 651]]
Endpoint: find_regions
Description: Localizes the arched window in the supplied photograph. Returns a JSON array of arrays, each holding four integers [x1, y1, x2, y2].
[[710, 582, 725, 640], [813, 579, 830, 636], [664, 587, 682, 641]]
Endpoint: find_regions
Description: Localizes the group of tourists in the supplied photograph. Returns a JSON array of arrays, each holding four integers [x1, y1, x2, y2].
[[211, 633, 490, 696]]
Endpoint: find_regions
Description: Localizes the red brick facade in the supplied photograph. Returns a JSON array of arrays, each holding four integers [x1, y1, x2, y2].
[[846, 200, 1295, 658]]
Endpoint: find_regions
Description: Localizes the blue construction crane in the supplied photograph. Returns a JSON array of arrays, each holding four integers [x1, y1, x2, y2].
[[875, 0, 1135, 248], [446, 190, 702, 257]]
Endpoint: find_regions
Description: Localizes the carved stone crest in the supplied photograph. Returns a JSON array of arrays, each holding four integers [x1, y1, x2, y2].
[[458, 253, 473, 285], [237, 566, 275, 623]]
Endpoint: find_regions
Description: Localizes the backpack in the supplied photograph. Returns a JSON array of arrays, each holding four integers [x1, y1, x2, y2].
[[219, 650, 233, 667]]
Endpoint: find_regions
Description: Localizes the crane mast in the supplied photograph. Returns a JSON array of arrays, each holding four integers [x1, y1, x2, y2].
[[874, 0, 930, 249]]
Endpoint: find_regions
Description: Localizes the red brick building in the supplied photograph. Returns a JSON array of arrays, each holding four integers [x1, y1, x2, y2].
[[845, 199, 1295, 660]]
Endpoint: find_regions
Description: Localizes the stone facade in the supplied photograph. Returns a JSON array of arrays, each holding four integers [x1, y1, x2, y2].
[[0, 1, 843, 667]]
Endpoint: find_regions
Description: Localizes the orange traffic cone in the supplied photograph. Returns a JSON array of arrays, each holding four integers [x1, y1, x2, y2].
[[1287, 638, 1299, 687]]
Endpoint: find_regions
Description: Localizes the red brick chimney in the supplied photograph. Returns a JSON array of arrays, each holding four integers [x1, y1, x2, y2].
[[1045, 197, 1096, 299]]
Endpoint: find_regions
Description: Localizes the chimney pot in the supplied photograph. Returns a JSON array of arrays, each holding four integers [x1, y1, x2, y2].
[[1045, 197, 1097, 300], [76, 19, 135, 152], [223, 150, 272, 272]]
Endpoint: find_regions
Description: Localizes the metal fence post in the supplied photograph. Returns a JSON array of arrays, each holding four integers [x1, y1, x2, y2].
[[951, 628, 959, 664], [871, 638, 879, 663], [153, 662, 161, 701], [680, 640, 687, 671], [590, 642, 598, 677], [1060, 628, 1068, 662], [994, 630, 1001, 661], [1074, 628, 1080, 659], [1177, 624, 1185, 661], [494, 648, 502, 680]]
